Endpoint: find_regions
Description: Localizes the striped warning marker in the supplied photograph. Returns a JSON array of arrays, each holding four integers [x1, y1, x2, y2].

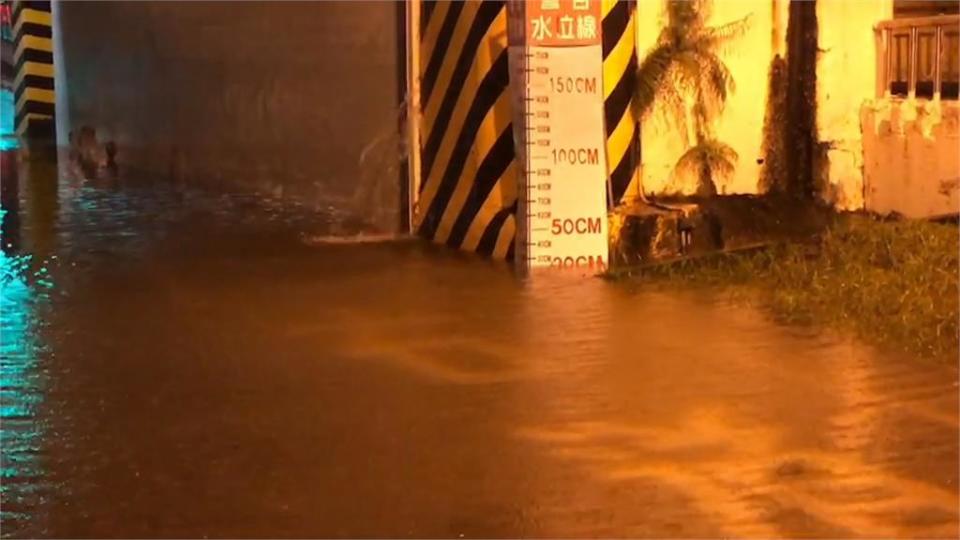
[[413, 0, 638, 260], [12, 0, 55, 140], [415, 0, 517, 260], [602, 0, 640, 205]]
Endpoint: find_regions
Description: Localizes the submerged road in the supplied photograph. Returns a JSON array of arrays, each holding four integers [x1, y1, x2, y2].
[[1, 168, 958, 538]]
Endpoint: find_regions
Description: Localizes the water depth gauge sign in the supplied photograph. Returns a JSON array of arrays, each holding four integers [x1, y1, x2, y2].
[[508, 0, 609, 272]]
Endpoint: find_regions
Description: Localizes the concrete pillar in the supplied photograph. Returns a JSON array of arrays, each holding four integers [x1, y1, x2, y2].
[[12, 0, 56, 149]]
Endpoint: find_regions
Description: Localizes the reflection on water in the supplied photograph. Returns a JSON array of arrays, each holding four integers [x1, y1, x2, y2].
[[0, 223, 54, 536], [0, 162, 957, 537], [0, 89, 16, 151]]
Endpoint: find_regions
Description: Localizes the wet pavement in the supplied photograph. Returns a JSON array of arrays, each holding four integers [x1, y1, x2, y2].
[[1, 164, 958, 538]]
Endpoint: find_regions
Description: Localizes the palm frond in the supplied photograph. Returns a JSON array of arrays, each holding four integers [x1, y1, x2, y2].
[[673, 144, 704, 180], [695, 51, 735, 117], [635, 43, 675, 119], [706, 52, 735, 95], [634, 0, 745, 198], [655, 81, 689, 142], [672, 138, 738, 186], [669, 50, 705, 93], [696, 15, 751, 54], [702, 139, 738, 181]]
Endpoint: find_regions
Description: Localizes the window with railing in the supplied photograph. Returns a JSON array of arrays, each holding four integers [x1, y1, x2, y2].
[[876, 15, 960, 100]]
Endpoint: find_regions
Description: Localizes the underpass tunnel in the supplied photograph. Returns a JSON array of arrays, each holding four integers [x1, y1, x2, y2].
[[11, 0, 410, 235], [6, 1, 642, 263]]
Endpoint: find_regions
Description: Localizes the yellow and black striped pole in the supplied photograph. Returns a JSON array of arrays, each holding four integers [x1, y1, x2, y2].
[[601, 0, 640, 205], [412, 0, 638, 260], [414, 0, 518, 260], [12, 0, 54, 142]]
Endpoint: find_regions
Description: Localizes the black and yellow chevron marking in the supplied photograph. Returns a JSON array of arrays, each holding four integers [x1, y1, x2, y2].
[[12, 0, 54, 139], [415, 0, 517, 260], [602, 0, 640, 205]]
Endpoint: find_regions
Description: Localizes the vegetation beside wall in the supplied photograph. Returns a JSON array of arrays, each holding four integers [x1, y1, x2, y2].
[[783, 0, 821, 198], [759, 56, 787, 193], [634, 0, 747, 196], [608, 215, 959, 361]]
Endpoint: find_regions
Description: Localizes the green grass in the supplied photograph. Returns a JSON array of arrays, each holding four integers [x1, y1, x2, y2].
[[607, 215, 959, 360]]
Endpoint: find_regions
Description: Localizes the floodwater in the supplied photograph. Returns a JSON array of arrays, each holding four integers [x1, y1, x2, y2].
[[1, 164, 958, 538]]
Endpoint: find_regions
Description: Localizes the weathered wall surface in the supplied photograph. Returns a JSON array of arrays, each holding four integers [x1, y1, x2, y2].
[[55, 1, 403, 230], [635, 0, 783, 196], [634, 0, 898, 207], [815, 0, 892, 209], [861, 99, 960, 218]]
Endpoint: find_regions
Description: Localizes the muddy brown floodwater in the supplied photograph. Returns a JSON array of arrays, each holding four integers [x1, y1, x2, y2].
[[2, 166, 958, 538]]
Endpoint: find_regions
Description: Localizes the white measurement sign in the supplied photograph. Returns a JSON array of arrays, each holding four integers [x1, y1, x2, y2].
[[509, 1, 608, 272]]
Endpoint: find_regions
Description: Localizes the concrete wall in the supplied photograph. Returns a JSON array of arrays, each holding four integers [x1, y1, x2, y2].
[[816, 0, 893, 210], [635, 0, 785, 196], [861, 99, 960, 218], [55, 1, 404, 231]]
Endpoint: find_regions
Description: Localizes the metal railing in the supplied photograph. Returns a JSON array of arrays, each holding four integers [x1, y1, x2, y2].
[[875, 14, 960, 100]]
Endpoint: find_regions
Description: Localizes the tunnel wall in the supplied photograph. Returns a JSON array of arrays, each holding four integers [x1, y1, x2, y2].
[[55, 1, 404, 232], [412, 0, 637, 260]]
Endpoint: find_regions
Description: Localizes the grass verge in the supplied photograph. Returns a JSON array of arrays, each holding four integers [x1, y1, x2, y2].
[[606, 215, 959, 361]]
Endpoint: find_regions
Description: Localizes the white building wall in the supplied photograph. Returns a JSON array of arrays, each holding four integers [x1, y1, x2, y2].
[[634, 0, 898, 208], [635, 0, 781, 196], [816, 0, 893, 209], [862, 99, 960, 218]]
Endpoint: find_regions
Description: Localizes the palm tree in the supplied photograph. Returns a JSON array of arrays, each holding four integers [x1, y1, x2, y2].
[[634, 0, 748, 197]]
